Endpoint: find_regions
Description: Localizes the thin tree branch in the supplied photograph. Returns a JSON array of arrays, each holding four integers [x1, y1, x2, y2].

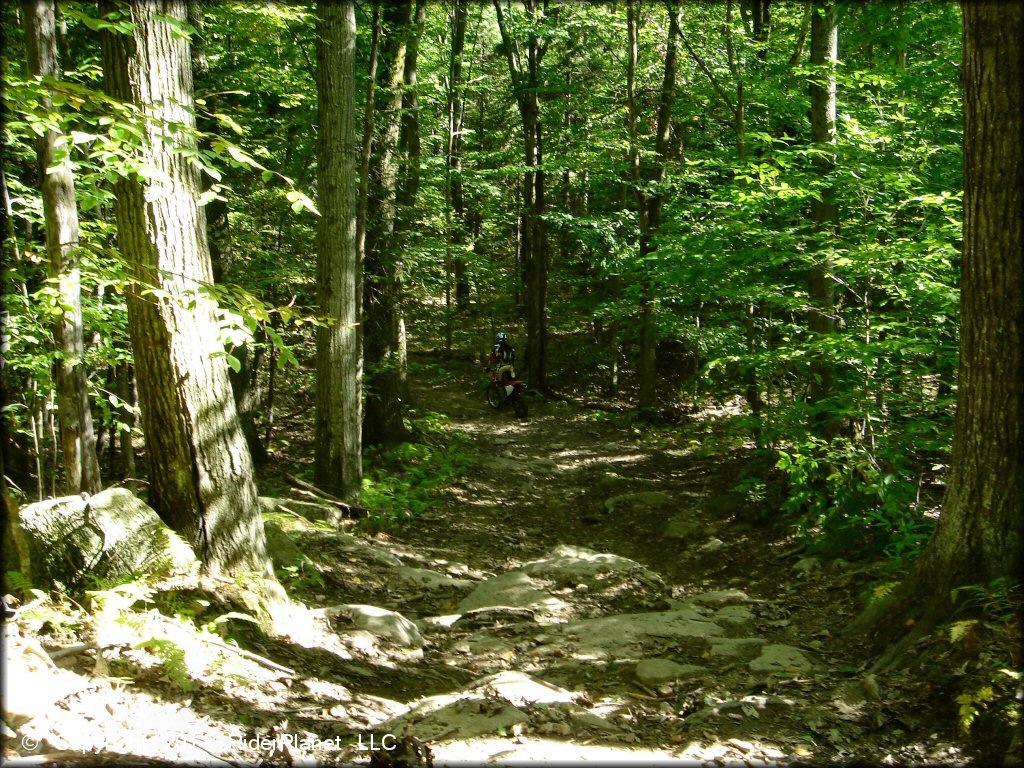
[[679, 29, 737, 115]]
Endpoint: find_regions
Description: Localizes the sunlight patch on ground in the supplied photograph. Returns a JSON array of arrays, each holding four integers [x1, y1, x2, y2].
[[423, 736, 689, 765]]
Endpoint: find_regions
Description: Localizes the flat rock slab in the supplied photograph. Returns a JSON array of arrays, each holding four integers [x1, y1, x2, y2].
[[324, 604, 424, 648], [748, 644, 814, 674], [605, 491, 676, 515], [379, 692, 529, 742], [707, 637, 767, 660], [713, 605, 755, 626], [528, 458, 559, 473], [662, 514, 702, 540], [635, 658, 707, 687], [481, 456, 523, 473], [331, 533, 403, 567], [519, 545, 648, 583], [456, 571, 568, 618], [473, 671, 579, 707], [686, 589, 752, 607], [16, 489, 197, 589], [550, 609, 723, 659], [377, 671, 574, 742], [394, 566, 475, 592]]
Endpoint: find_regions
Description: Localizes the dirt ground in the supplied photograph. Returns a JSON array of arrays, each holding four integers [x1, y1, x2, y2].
[[4, 362, 1016, 767]]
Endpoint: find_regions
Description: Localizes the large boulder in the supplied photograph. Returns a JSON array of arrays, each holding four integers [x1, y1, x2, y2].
[[15, 488, 197, 589]]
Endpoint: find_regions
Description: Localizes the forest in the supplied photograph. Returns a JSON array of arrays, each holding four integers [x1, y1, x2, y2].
[[2, 0, 1021, 765]]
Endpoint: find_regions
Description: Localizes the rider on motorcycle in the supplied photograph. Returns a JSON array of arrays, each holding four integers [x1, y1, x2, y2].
[[488, 332, 516, 382]]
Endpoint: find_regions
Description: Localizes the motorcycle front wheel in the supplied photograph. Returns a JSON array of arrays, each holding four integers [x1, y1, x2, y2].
[[487, 385, 503, 409], [512, 395, 528, 419]]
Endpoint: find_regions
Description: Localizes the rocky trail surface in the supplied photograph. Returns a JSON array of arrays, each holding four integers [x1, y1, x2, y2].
[[6, 371, 976, 766]]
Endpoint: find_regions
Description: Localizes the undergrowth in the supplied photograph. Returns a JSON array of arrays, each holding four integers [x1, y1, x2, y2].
[[358, 408, 472, 531]]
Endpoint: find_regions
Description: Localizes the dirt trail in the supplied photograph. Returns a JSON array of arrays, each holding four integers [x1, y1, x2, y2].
[[370, 374, 965, 765], [6, 371, 974, 767]]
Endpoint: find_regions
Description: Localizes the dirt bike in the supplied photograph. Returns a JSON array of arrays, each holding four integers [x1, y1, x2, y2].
[[486, 366, 528, 419]]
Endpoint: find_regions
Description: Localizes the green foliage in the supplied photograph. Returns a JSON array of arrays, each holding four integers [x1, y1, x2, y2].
[[775, 436, 935, 560], [359, 410, 472, 530], [279, 560, 326, 593], [951, 578, 1022, 626]]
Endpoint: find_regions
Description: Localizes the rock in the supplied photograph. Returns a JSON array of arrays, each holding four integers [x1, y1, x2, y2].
[[635, 659, 706, 687], [395, 566, 474, 592], [699, 537, 726, 553], [16, 489, 197, 589], [519, 545, 647, 582], [456, 571, 568, 617], [702, 491, 747, 517], [263, 520, 302, 567], [557, 608, 723, 658], [453, 606, 540, 629], [662, 514, 701, 540], [473, 671, 578, 707], [528, 458, 559, 473], [481, 456, 522, 473], [686, 589, 751, 607], [793, 557, 821, 574], [748, 644, 813, 674], [456, 636, 517, 663], [605, 491, 675, 516], [380, 675, 573, 741], [707, 637, 766, 660], [332, 533, 403, 567], [326, 605, 424, 648], [712, 605, 755, 627], [3, 626, 79, 722], [376, 689, 529, 742]]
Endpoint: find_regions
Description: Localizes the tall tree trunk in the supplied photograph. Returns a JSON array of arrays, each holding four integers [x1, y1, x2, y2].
[[22, 0, 102, 495], [187, 2, 231, 283], [806, 1, 839, 436], [393, 0, 426, 399], [314, 0, 362, 504], [630, 0, 681, 414], [363, 0, 413, 445], [494, 0, 549, 392], [115, 364, 136, 478], [100, 0, 275, 583], [846, 0, 1023, 668], [447, 0, 470, 312]]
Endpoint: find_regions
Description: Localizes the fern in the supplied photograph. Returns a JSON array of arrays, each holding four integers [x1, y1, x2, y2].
[[949, 619, 978, 644], [134, 637, 196, 692]]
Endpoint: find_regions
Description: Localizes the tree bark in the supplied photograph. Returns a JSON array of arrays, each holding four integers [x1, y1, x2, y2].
[[494, 0, 549, 392], [100, 0, 274, 582], [363, 0, 414, 445], [806, 1, 839, 436], [314, 0, 363, 504], [447, 0, 470, 312], [846, 0, 1023, 667], [22, 0, 102, 496], [630, 0, 681, 414]]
